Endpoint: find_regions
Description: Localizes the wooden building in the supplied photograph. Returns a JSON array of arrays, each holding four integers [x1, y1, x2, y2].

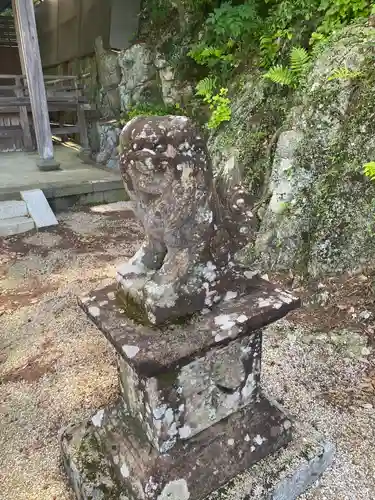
[[0, 0, 89, 170]]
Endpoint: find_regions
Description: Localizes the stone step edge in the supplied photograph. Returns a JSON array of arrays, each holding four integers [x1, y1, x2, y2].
[[0, 200, 29, 221], [0, 216, 35, 237]]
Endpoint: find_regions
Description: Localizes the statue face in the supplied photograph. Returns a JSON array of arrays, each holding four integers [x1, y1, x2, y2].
[[119, 115, 210, 198]]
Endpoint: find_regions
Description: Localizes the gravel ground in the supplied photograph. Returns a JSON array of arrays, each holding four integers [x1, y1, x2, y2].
[[0, 207, 374, 500]]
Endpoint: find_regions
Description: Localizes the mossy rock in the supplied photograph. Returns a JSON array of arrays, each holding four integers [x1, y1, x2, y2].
[[208, 70, 292, 198], [252, 24, 375, 277]]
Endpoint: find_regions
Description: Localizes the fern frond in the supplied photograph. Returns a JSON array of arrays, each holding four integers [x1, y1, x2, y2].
[[290, 47, 310, 75], [364, 162, 375, 181], [195, 77, 217, 97], [259, 35, 278, 67], [327, 67, 363, 81], [263, 65, 294, 87]]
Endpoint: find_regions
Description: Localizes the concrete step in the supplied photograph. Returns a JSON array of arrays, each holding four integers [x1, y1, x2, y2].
[[0, 216, 35, 237], [0, 200, 28, 221]]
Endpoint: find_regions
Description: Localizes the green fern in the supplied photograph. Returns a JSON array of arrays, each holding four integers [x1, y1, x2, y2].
[[364, 162, 375, 181], [327, 66, 363, 81], [195, 76, 217, 97], [263, 47, 310, 88], [263, 65, 293, 87], [260, 35, 279, 68], [290, 47, 310, 75]]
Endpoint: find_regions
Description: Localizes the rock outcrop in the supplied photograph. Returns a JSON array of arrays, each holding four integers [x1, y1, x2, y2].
[[212, 25, 375, 277], [256, 25, 375, 276]]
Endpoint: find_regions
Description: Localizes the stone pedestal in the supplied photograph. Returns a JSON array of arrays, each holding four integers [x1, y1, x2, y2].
[[60, 278, 306, 499], [37, 157, 61, 171]]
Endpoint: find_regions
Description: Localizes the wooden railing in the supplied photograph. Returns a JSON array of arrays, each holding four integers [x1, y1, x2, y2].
[[0, 74, 90, 151], [0, 16, 17, 48]]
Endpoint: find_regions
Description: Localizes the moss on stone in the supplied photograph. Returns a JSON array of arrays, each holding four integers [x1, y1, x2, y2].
[[72, 430, 126, 498], [116, 287, 151, 326], [255, 24, 375, 277], [209, 71, 293, 200]]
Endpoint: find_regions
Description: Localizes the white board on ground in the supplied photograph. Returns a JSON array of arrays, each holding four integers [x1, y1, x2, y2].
[[20, 189, 58, 228]]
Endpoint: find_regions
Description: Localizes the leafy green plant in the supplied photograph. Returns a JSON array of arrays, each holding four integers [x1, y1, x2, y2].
[[195, 79, 231, 129], [263, 65, 294, 86], [207, 87, 232, 128], [188, 1, 262, 74], [315, 0, 372, 36], [195, 76, 217, 96], [289, 46, 310, 73], [260, 29, 294, 67], [205, 1, 261, 42], [188, 45, 235, 68], [364, 162, 375, 181], [263, 46, 310, 88], [327, 66, 363, 81]]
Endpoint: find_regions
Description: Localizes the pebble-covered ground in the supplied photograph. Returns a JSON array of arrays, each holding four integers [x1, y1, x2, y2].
[[0, 205, 374, 500]]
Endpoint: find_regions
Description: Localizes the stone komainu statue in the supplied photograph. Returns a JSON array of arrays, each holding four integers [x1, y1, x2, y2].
[[117, 115, 257, 325]]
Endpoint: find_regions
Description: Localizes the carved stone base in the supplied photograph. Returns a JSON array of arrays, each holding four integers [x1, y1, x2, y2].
[[61, 394, 292, 500], [61, 279, 301, 499]]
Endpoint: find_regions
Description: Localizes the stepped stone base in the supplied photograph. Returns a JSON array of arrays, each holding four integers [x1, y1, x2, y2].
[[60, 280, 333, 499], [61, 394, 291, 500], [61, 397, 334, 500], [207, 418, 334, 500]]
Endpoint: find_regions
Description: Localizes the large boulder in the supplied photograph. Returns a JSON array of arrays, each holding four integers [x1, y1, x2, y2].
[[118, 43, 161, 111], [252, 25, 375, 276], [208, 71, 290, 195], [95, 37, 122, 119]]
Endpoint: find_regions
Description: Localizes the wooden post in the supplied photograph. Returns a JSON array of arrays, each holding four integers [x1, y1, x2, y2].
[[14, 75, 33, 151], [74, 77, 90, 155], [12, 0, 60, 170]]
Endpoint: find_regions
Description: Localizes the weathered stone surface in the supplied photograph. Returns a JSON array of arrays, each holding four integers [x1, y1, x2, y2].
[[95, 37, 122, 119], [116, 330, 262, 450], [118, 44, 160, 111], [252, 26, 375, 276], [92, 120, 121, 170], [61, 394, 292, 500], [77, 278, 298, 452], [0, 216, 35, 237], [117, 115, 258, 325], [79, 280, 299, 378], [207, 418, 335, 500], [0, 200, 28, 220], [154, 54, 192, 106], [208, 71, 290, 195]]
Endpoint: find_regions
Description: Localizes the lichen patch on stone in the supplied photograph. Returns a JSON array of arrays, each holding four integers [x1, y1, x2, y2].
[[179, 425, 192, 439], [224, 291, 238, 301], [214, 314, 237, 330], [157, 478, 190, 500], [236, 314, 248, 324], [120, 462, 130, 478], [88, 306, 100, 318], [122, 345, 140, 359], [91, 409, 105, 427], [253, 434, 267, 446]]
